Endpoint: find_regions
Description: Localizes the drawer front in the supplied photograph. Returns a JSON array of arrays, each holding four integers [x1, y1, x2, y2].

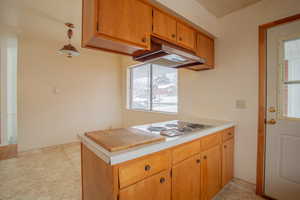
[[222, 127, 234, 142], [119, 150, 171, 188], [172, 140, 200, 164], [201, 132, 221, 151]]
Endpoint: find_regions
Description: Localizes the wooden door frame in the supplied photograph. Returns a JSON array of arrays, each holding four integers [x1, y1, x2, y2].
[[256, 13, 300, 195]]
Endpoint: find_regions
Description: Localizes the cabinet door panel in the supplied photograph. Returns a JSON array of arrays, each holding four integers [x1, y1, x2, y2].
[[98, 0, 152, 47], [153, 9, 177, 42], [197, 33, 214, 67], [222, 138, 234, 186], [177, 22, 196, 50], [119, 170, 171, 200], [201, 145, 221, 200], [172, 154, 201, 200]]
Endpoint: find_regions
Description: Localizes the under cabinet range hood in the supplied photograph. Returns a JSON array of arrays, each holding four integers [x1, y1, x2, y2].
[[133, 38, 206, 69]]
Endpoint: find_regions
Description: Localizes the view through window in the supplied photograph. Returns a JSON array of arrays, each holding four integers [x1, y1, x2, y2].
[[129, 64, 178, 113], [281, 37, 300, 119]]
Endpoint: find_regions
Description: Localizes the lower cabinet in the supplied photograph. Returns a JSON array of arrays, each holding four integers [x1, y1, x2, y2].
[[222, 138, 234, 186], [201, 145, 222, 200], [119, 170, 171, 200], [172, 154, 201, 200]]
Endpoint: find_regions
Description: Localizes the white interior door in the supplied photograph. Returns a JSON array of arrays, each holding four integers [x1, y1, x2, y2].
[[266, 19, 300, 200]]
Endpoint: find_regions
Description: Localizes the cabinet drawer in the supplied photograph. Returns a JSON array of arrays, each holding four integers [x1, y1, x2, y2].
[[201, 133, 221, 151], [119, 150, 171, 188], [172, 140, 200, 164], [222, 128, 234, 142]]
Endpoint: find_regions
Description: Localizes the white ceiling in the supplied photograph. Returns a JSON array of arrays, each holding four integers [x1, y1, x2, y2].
[[196, 0, 262, 17]]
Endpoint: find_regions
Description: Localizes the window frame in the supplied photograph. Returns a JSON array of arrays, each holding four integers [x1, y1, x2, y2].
[[127, 63, 178, 114], [278, 34, 300, 120]]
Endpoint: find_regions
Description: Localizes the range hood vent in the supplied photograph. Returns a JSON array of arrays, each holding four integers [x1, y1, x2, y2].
[[133, 37, 206, 69]]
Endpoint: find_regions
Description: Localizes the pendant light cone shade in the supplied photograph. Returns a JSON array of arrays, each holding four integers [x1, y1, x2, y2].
[[59, 44, 80, 58], [58, 23, 80, 58]]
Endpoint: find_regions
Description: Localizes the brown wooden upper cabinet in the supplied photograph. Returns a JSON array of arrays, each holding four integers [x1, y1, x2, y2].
[[152, 9, 177, 43], [152, 9, 196, 50], [177, 22, 196, 50], [82, 0, 152, 55], [196, 33, 215, 69]]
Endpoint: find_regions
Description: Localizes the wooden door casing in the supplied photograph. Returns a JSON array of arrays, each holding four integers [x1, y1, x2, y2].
[[172, 154, 201, 200]]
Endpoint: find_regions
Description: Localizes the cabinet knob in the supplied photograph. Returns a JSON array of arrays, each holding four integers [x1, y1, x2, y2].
[[160, 177, 165, 184], [145, 164, 151, 171], [179, 37, 182, 41], [141, 37, 147, 43], [224, 145, 227, 149], [171, 34, 176, 38], [203, 155, 207, 159], [196, 159, 201, 164], [228, 132, 232, 136]]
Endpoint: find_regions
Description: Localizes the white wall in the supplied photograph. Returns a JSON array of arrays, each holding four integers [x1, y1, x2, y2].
[[18, 36, 123, 151], [122, 0, 300, 184]]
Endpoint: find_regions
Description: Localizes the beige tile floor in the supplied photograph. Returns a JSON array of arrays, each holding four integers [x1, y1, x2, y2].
[[0, 143, 264, 200]]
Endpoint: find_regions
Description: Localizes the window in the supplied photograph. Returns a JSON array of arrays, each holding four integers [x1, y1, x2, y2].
[[128, 64, 178, 113], [279, 37, 300, 119]]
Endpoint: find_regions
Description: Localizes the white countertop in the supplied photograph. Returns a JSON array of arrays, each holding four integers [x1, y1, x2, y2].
[[78, 118, 236, 165]]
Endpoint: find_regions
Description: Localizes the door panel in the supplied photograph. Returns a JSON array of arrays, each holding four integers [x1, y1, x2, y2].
[[266, 19, 300, 199], [222, 138, 234, 186], [152, 9, 177, 42], [201, 145, 221, 200], [177, 22, 196, 50], [98, 0, 152, 47], [119, 170, 171, 200], [172, 154, 201, 200]]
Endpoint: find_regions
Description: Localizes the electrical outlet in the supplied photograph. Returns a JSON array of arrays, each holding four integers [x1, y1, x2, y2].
[[236, 99, 247, 109]]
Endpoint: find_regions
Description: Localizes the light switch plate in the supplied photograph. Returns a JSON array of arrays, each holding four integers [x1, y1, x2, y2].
[[236, 99, 247, 109]]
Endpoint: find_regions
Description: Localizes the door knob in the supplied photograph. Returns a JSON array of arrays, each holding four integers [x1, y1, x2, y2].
[[266, 119, 277, 125], [268, 106, 276, 113]]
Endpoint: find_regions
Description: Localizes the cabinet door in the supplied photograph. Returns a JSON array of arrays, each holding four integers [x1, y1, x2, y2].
[[152, 9, 177, 42], [196, 33, 214, 68], [222, 138, 234, 186], [98, 0, 152, 47], [172, 154, 201, 200], [177, 22, 196, 50], [201, 145, 221, 200], [119, 170, 171, 200]]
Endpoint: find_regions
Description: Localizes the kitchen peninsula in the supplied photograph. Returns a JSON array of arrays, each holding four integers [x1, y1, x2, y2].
[[79, 119, 235, 200]]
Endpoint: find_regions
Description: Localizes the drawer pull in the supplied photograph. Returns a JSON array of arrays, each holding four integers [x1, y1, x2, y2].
[[172, 34, 176, 38], [203, 155, 207, 160], [160, 177, 165, 184], [144, 164, 151, 171], [196, 159, 201, 164]]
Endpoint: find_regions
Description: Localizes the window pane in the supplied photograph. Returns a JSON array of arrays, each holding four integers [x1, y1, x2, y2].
[[131, 64, 151, 110], [283, 84, 300, 118], [284, 38, 300, 81], [152, 65, 178, 113]]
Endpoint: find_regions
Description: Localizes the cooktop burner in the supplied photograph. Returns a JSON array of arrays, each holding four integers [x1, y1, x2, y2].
[[147, 126, 167, 132]]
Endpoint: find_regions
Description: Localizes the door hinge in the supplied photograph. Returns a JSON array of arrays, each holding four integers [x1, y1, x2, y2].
[[96, 23, 99, 32]]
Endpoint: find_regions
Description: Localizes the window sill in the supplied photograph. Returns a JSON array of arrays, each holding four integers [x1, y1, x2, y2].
[[126, 108, 178, 115]]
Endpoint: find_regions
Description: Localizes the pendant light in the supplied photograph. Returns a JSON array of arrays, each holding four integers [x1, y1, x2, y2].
[[58, 23, 80, 58]]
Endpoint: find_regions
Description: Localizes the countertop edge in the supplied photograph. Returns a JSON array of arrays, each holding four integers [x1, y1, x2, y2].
[[79, 121, 236, 165]]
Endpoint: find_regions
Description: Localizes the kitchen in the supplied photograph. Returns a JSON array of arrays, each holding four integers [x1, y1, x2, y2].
[[0, 0, 300, 200]]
